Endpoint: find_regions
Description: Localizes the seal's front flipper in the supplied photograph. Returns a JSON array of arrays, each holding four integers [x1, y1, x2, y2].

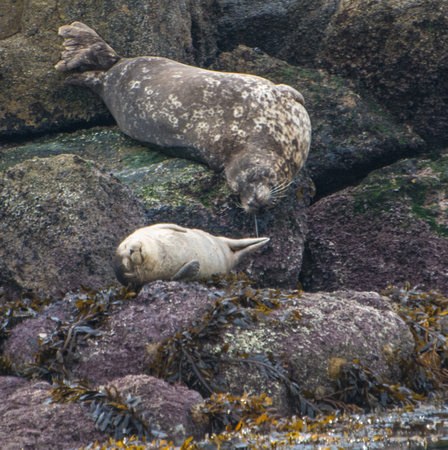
[[172, 260, 200, 281]]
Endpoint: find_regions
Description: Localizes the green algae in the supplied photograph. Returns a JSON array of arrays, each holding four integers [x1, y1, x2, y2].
[[0, 126, 167, 173], [352, 156, 448, 237]]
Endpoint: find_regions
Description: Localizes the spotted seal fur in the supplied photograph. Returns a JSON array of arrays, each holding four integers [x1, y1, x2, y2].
[[113, 223, 270, 286], [56, 22, 312, 213]]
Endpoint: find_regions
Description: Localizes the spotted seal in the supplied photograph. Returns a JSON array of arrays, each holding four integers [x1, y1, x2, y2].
[[56, 22, 312, 213], [113, 223, 270, 286]]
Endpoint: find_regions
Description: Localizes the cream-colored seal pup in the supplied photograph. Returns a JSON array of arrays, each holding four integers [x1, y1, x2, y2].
[[113, 224, 269, 286], [56, 22, 312, 214]]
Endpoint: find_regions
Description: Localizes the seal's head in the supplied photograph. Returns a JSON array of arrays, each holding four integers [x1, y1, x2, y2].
[[113, 236, 156, 287], [225, 150, 291, 215]]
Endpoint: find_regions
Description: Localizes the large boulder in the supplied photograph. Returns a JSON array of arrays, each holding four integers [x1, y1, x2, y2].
[[301, 152, 448, 294], [319, 0, 448, 147], [3, 281, 414, 416], [0, 154, 146, 297], [216, 0, 338, 66], [0, 128, 312, 292]]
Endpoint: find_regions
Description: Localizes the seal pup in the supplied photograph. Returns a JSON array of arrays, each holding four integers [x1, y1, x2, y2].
[[113, 223, 270, 287], [56, 22, 312, 214]]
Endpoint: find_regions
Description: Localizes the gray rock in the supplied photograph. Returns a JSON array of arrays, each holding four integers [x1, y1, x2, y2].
[[319, 0, 448, 147], [217, 0, 338, 66], [0, 0, 219, 138], [0, 154, 146, 297]]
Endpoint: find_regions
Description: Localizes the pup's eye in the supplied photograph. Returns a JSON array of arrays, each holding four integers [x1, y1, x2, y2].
[[129, 249, 134, 255]]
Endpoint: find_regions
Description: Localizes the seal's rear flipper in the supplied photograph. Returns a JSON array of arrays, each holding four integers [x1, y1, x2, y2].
[[172, 260, 200, 281], [55, 22, 120, 72], [221, 237, 270, 264]]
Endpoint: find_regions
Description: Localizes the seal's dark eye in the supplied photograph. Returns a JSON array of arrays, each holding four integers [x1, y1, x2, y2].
[[129, 249, 134, 255]]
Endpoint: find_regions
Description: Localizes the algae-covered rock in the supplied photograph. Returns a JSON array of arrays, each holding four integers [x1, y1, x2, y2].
[[103, 375, 205, 445], [0, 374, 204, 448], [0, 154, 146, 297], [212, 45, 425, 197], [302, 151, 448, 294], [3, 281, 413, 419], [319, 0, 448, 147]]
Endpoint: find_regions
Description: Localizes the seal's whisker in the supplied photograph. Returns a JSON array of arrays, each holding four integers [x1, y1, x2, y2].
[[271, 179, 292, 194], [270, 184, 288, 194]]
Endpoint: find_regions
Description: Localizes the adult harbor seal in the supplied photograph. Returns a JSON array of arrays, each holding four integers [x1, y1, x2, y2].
[[56, 22, 312, 214], [113, 223, 270, 286]]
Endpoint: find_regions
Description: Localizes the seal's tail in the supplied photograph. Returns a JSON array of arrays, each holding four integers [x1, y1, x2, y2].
[[55, 22, 120, 72]]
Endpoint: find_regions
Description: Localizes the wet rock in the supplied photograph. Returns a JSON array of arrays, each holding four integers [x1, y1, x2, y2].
[[0, 154, 146, 297], [302, 152, 448, 294], [212, 45, 425, 196], [319, 0, 448, 147]]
